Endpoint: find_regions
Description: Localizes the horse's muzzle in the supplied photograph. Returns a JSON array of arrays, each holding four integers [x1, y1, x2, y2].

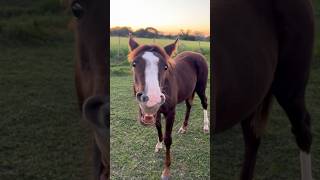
[[136, 92, 166, 107]]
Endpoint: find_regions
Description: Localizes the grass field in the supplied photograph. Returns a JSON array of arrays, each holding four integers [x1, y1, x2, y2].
[[0, 1, 92, 180], [110, 37, 210, 76], [110, 37, 210, 179]]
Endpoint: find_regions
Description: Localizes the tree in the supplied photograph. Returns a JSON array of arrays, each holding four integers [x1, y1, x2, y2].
[[133, 27, 159, 38], [193, 31, 206, 41], [110, 26, 133, 36]]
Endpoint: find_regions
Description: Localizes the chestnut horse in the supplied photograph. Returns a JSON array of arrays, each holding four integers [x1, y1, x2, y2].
[[213, 0, 314, 179], [70, 0, 109, 179], [128, 37, 209, 179]]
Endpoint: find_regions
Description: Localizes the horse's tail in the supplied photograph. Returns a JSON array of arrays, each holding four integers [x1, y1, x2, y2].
[[194, 53, 209, 89], [251, 90, 273, 137]]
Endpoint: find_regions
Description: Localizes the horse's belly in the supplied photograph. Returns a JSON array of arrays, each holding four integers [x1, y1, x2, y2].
[[176, 78, 197, 103]]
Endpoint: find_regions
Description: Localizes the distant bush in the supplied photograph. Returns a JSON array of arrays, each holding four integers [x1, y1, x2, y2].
[[1, 21, 48, 44], [0, 1, 71, 46], [38, 0, 64, 14]]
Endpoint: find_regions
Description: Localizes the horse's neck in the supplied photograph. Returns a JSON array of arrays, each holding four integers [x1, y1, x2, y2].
[[163, 69, 176, 94], [77, 55, 108, 96]]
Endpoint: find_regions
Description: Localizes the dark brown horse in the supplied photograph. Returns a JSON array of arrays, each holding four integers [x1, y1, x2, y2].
[[128, 37, 209, 179], [213, 0, 314, 179], [70, 0, 109, 179]]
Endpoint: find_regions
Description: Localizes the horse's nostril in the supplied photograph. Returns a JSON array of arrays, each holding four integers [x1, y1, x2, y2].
[[141, 95, 149, 102], [136, 92, 144, 101], [136, 92, 143, 98], [136, 92, 149, 102]]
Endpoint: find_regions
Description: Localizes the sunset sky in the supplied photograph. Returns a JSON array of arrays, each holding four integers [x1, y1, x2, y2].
[[110, 0, 210, 35]]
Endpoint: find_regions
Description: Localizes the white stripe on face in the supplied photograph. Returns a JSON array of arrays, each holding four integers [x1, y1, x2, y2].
[[142, 51, 161, 107]]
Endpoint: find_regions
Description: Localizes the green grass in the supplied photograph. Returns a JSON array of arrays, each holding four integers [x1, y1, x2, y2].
[[110, 37, 210, 61], [0, 43, 92, 180], [0, 0, 71, 46], [0, 1, 92, 180], [110, 36, 210, 77], [110, 37, 210, 179]]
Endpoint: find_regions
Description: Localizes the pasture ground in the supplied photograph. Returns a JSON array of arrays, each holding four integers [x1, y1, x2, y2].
[[0, 43, 92, 180], [0, 1, 92, 179]]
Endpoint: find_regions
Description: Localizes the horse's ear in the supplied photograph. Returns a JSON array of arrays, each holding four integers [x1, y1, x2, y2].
[[164, 38, 179, 57], [129, 34, 139, 51]]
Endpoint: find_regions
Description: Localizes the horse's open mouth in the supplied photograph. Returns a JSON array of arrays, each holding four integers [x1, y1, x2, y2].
[[139, 109, 156, 126]]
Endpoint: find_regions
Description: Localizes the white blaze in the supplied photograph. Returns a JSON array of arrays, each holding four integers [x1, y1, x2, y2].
[[142, 51, 161, 107], [300, 151, 313, 180]]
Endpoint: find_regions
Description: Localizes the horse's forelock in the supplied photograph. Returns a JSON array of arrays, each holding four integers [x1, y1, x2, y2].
[[128, 45, 169, 62]]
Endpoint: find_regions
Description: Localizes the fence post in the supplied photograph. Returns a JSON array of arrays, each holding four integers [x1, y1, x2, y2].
[[118, 35, 120, 61]]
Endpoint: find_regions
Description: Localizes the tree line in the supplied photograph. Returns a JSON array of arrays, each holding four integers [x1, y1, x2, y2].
[[110, 26, 210, 41]]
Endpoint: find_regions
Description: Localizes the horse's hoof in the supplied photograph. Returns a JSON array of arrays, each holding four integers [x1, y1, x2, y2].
[[178, 126, 187, 134], [161, 175, 170, 180], [203, 126, 209, 133], [155, 148, 161, 153]]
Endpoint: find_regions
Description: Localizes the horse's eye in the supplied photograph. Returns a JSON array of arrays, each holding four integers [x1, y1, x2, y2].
[[164, 65, 168, 70], [132, 62, 136, 67], [71, 1, 84, 19]]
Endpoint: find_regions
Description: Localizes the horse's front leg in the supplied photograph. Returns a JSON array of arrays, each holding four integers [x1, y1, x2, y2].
[[161, 109, 175, 180], [155, 112, 163, 152]]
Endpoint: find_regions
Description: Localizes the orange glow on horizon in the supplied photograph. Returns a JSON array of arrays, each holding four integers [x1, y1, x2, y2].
[[110, 0, 210, 36]]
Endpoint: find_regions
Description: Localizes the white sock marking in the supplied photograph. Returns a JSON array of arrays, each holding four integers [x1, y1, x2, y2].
[[155, 140, 163, 153], [203, 110, 209, 132], [178, 126, 187, 134], [300, 151, 313, 180]]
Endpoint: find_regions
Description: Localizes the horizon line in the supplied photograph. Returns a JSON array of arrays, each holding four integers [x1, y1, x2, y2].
[[110, 26, 210, 36]]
